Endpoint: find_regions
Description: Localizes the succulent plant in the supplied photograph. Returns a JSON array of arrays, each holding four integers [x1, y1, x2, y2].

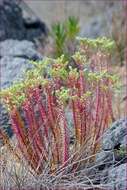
[[0, 37, 119, 190]]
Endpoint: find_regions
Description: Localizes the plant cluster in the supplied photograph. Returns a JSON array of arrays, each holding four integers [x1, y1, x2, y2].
[[0, 37, 118, 189], [51, 16, 80, 58]]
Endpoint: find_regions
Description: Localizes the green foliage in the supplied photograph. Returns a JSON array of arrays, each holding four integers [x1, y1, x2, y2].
[[56, 87, 70, 104], [65, 16, 80, 40], [51, 16, 80, 58], [51, 23, 66, 57], [72, 51, 87, 65], [116, 146, 126, 157], [50, 55, 68, 80], [77, 36, 116, 54]]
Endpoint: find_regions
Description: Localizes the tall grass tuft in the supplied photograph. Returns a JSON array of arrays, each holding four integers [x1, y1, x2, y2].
[[51, 16, 80, 58]]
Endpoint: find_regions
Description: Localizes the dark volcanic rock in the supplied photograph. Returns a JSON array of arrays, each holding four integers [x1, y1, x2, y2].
[[0, 0, 47, 42], [102, 118, 127, 151], [23, 15, 48, 42], [0, 0, 25, 41], [96, 118, 127, 167]]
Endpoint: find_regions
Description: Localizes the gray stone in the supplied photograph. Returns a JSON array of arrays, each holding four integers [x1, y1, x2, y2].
[[107, 163, 126, 190], [96, 150, 114, 164], [102, 118, 127, 150], [1, 56, 32, 89], [80, 1, 123, 38], [80, 16, 109, 38], [0, 39, 42, 60], [0, 0, 47, 42], [95, 119, 127, 189], [120, 135, 127, 148]]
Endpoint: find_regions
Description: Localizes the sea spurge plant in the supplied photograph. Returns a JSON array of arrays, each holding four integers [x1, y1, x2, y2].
[[50, 55, 68, 81], [77, 37, 116, 53], [0, 37, 118, 189]]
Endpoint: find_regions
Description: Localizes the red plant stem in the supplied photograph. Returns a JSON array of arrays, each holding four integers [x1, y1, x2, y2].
[[26, 90, 47, 159], [86, 107, 91, 138], [70, 71, 86, 146], [58, 104, 69, 164], [46, 87, 61, 165], [106, 90, 115, 122], [79, 70, 84, 96], [78, 100, 87, 145], [46, 87, 56, 128], [33, 87, 60, 167], [81, 104, 86, 144], [102, 91, 111, 133], [86, 94, 94, 136], [10, 108, 27, 149], [104, 78, 115, 122], [91, 82, 101, 152], [94, 83, 100, 129], [36, 86, 60, 167], [33, 87, 49, 139], [10, 108, 38, 171], [72, 99, 78, 141], [22, 102, 42, 162], [79, 71, 87, 144], [94, 91, 105, 153], [72, 98, 82, 147], [97, 91, 105, 137], [102, 97, 109, 133]]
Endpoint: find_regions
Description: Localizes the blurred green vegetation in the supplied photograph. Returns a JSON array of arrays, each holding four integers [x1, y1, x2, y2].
[[51, 16, 80, 59]]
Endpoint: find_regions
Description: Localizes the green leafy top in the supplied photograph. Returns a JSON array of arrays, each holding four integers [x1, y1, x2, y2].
[[72, 51, 87, 65], [56, 87, 70, 104], [77, 37, 116, 53], [50, 55, 68, 80], [0, 37, 118, 110]]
